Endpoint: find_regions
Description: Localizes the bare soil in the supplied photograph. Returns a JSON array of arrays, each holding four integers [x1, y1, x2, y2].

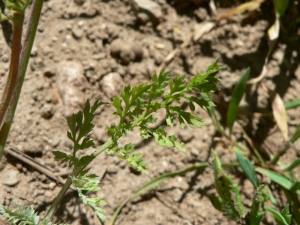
[[1, 0, 300, 224]]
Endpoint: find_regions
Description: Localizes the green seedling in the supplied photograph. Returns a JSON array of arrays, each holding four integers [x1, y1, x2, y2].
[[227, 68, 250, 135], [245, 185, 268, 225], [236, 148, 259, 188], [211, 150, 246, 221], [265, 204, 291, 225], [0, 60, 221, 224]]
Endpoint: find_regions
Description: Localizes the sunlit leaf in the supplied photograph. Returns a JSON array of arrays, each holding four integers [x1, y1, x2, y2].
[[265, 207, 289, 225], [271, 93, 289, 141], [193, 21, 215, 42], [284, 99, 300, 109], [218, 0, 266, 20], [0, 205, 40, 225], [255, 167, 300, 195], [283, 158, 300, 171], [236, 148, 259, 188], [268, 15, 280, 41]]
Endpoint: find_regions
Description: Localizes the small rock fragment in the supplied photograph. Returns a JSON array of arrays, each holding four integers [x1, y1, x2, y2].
[[56, 61, 86, 117], [110, 39, 123, 58], [179, 129, 194, 142], [132, 43, 143, 61], [41, 103, 54, 119], [132, 0, 162, 24], [23, 141, 43, 155], [120, 45, 135, 65], [107, 165, 118, 174], [2, 168, 20, 187], [72, 26, 84, 39], [110, 39, 144, 64], [100, 72, 124, 99]]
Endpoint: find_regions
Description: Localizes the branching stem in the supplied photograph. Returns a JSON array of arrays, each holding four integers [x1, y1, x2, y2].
[[44, 138, 113, 222]]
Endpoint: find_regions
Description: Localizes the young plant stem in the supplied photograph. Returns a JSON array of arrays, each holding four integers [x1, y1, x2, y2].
[[270, 142, 290, 165], [0, 13, 24, 159], [0, 0, 44, 161], [43, 138, 113, 222]]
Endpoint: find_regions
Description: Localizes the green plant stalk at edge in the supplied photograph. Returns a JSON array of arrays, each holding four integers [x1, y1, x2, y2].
[[0, 12, 24, 159], [43, 138, 113, 223], [109, 162, 239, 225], [0, 0, 44, 161]]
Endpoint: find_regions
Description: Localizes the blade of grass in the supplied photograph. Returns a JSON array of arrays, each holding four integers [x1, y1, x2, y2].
[[290, 125, 300, 143], [273, 0, 290, 17], [201, 93, 227, 137], [265, 185, 279, 207], [218, 0, 266, 20], [284, 99, 300, 109], [227, 68, 250, 135], [109, 162, 239, 225], [283, 190, 300, 224], [236, 148, 259, 188], [255, 167, 300, 195], [282, 158, 300, 172], [265, 207, 289, 225]]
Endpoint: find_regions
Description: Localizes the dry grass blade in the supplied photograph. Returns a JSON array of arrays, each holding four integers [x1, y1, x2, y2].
[[248, 38, 277, 84], [193, 21, 216, 42], [209, 0, 217, 16], [271, 93, 289, 141], [218, 0, 266, 20], [268, 16, 280, 41], [248, 59, 268, 84]]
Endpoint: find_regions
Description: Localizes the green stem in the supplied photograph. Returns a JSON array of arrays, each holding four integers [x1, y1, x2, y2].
[[0, 0, 44, 161], [270, 142, 290, 165], [0, 12, 24, 160], [43, 139, 113, 222]]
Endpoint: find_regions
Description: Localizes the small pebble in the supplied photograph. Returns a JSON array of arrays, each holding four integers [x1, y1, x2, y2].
[[179, 129, 194, 142], [41, 104, 54, 119], [107, 165, 118, 174], [72, 26, 84, 39], [2, 168, 20, 187]]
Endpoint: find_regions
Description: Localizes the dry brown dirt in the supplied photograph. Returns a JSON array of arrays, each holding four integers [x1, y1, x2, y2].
[[1, 0, 300, 224]]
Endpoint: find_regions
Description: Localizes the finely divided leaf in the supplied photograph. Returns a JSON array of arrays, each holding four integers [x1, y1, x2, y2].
[[72, 174, 106, 224], [107, 61, 220, 176], [227, 68, 250, 134], [52, 151, 78, 166], [122, 153, 148, 174], [152, 127, 186, 152], [0, 205, 39, 225]]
